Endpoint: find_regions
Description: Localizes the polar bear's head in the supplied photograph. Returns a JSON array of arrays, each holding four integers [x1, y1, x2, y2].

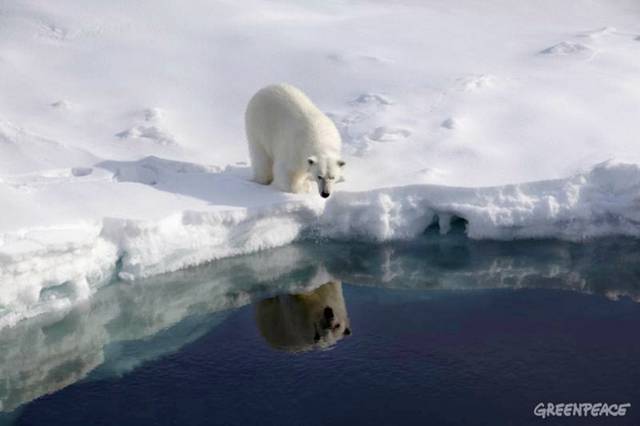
[[255, 281, 352, 352], [307, 156, 346, 198]]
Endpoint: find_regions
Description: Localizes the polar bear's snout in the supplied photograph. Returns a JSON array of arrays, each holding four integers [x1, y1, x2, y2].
[[322, 306, 335, 327], [255, 281, 351, 352], [322, 306, 343, 330], [324, 306, 334, 320]]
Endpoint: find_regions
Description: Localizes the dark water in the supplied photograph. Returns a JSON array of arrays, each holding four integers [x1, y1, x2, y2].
[[2, 233, 640, 425]]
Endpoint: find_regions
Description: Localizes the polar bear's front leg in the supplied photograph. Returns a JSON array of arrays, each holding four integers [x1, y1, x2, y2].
[[291, 172, 312, 193], [272, 161, 294, 192]]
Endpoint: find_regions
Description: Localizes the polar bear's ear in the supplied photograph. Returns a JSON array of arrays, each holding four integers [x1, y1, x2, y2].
[[307, 156, 317, 166], [337, 159, 346, 167]]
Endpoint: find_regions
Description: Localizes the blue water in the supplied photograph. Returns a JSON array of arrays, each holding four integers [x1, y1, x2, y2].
[[2, 234, 640, 425]]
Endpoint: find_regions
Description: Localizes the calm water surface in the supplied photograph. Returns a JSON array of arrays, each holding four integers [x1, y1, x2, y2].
[[1, 232, 640, 425]]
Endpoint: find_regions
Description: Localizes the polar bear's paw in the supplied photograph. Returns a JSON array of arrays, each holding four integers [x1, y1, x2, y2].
[[290, 177, 314, 194]]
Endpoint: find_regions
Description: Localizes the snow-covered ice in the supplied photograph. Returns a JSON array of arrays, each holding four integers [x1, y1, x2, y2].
[[1, 0, 640, 326]]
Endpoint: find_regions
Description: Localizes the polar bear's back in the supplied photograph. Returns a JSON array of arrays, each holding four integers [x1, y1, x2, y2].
[[245, 84, 339, 157], [247, 83, 318, 122], [250, 83, 317, 114]]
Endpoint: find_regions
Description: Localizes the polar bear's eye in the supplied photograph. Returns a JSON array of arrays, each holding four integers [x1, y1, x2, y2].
[[328, 176, 335, 180], [317, 175, 324, 180]]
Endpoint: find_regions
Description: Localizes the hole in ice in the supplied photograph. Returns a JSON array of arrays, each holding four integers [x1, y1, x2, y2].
[[425, 214, 468, 236]]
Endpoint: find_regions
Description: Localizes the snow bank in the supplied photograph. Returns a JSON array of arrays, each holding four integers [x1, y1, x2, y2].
[[322, 160, 640, 241], [2, 160, 640, 328]]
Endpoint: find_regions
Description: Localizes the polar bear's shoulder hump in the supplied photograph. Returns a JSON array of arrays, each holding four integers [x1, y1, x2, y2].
[[252, 83, 318, 113]]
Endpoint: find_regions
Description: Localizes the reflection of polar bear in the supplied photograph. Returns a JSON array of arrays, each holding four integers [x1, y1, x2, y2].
[[245, 84, 346, 198], [256, 281, 351, 352]]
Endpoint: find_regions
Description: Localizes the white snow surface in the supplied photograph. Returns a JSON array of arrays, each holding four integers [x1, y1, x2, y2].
[[1, 0, 640, 327]]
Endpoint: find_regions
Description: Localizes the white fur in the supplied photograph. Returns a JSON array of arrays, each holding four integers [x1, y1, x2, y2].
[[245, 84, 345, 197]]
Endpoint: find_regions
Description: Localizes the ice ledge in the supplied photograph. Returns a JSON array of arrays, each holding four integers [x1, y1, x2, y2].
[[1, 160, 639, 328], [323, 160, 640, 241]]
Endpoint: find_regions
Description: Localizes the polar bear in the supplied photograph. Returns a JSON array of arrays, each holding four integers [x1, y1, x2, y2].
[[255, 281, 352, 352], [245, 84, 346, 198]]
